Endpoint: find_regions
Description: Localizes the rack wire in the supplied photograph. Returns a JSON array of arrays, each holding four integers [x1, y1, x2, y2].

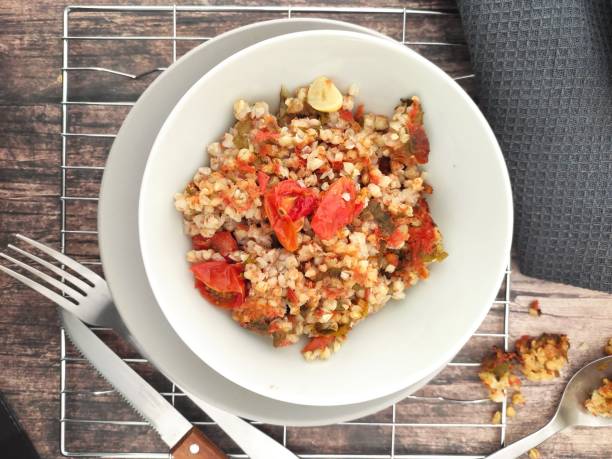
[[59, 4, 511, 458]]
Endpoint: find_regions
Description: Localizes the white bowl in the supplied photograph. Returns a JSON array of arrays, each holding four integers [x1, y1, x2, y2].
[[139, 30, 512, 407]]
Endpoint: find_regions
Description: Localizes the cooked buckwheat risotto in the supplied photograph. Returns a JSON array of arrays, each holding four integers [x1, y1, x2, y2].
[[174, 77, 446, 360]]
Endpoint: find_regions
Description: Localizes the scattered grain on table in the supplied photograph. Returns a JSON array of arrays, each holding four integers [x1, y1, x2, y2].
[[512, 391, 526, 406], [528, 447, 541, 459], [528, 299, 541, 317], [604, 337, 612, 356]]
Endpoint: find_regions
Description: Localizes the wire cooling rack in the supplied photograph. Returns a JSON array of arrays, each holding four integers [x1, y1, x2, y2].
[[59, 4, 511, 458]]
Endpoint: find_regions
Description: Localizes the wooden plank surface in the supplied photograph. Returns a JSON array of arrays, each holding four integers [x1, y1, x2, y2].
[[0, 1, 611, 458]]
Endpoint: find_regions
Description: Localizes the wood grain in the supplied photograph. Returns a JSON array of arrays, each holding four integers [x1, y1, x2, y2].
[[0, 1, 611, 458]]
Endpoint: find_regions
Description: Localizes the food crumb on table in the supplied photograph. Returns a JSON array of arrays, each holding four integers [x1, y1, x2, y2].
[[479, 347, 521, 402], [528, 447, 541, 459], [516, 333, 570, 382], [512, 391, 526, 406], [528, 299, 541, 317], [478, 333, 571, 422]]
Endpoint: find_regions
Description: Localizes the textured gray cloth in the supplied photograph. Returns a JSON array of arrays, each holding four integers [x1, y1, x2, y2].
[[457, 0, 612, 292]]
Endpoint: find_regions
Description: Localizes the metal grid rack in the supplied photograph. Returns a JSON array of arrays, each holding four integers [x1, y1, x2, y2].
[[59, 5, 511, 458]]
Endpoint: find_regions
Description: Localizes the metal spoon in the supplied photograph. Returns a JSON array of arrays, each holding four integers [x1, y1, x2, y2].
[[486, 355, 612, 459]]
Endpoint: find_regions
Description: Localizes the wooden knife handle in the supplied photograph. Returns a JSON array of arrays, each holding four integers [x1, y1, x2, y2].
[[171, 426, 227, 459]]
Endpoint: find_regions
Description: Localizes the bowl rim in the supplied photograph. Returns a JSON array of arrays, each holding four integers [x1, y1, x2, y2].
[[138, 28, 514, 406]]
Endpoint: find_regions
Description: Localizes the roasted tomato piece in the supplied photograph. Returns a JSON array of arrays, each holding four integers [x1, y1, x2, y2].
[[387, 227, 409, 249], [191, 231, 238, 257], [274, 180, 318, 220], [191, 234, 208, 250], [407, 123, 430, 164], [286, 288, 299, 304], [237, 162, 256, 174], [406, 97, 429, 164], [264, 180, 317, 251], [406, 96, 423, 125], [253, 128, 279, 144], [407, 199, 437, 258], [287, 194, 318, 221], [257, 170, 270, 194], [191, 261, 246, 308], [339, 109, 362, 131], [390, 122, 430, 166], [390, 97, 430, 166], [270, 211, 299, 252], [401, 198, 439, 273], [302, 336, 334, 353], [339, 109, 354, 121], [209, 231, 239, 256], [311, 177, 358, 239]]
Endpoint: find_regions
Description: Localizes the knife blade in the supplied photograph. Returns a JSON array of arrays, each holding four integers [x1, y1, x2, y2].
[[63, 312, 226, 459]]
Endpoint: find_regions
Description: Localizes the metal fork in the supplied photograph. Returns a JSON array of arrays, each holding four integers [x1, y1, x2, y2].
[[0, 234, 299, 459], [0, 234, 119, 327]]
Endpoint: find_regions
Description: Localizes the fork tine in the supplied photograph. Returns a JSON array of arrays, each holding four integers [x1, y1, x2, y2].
[[8, 244, 90, 293], [0, 252, 85, 302], [15, 234, 103, 285], [0, 264, 81, 316]]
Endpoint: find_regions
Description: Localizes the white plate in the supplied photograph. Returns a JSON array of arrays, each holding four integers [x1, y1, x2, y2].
[[140, 30, 513, 406], [98, 18, 442, 425]]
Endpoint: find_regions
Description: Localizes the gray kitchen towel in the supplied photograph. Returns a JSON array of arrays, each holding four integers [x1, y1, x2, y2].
[[457, 0, 612, 292]]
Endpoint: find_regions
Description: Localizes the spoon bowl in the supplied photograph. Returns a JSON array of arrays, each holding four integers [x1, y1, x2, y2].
[[557, 355, 612, 428]]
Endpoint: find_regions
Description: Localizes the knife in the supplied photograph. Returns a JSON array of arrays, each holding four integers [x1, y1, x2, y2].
[[64, 313, 226, 458]]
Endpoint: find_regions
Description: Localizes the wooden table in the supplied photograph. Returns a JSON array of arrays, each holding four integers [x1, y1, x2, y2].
[[1, 1, 611, 458]]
